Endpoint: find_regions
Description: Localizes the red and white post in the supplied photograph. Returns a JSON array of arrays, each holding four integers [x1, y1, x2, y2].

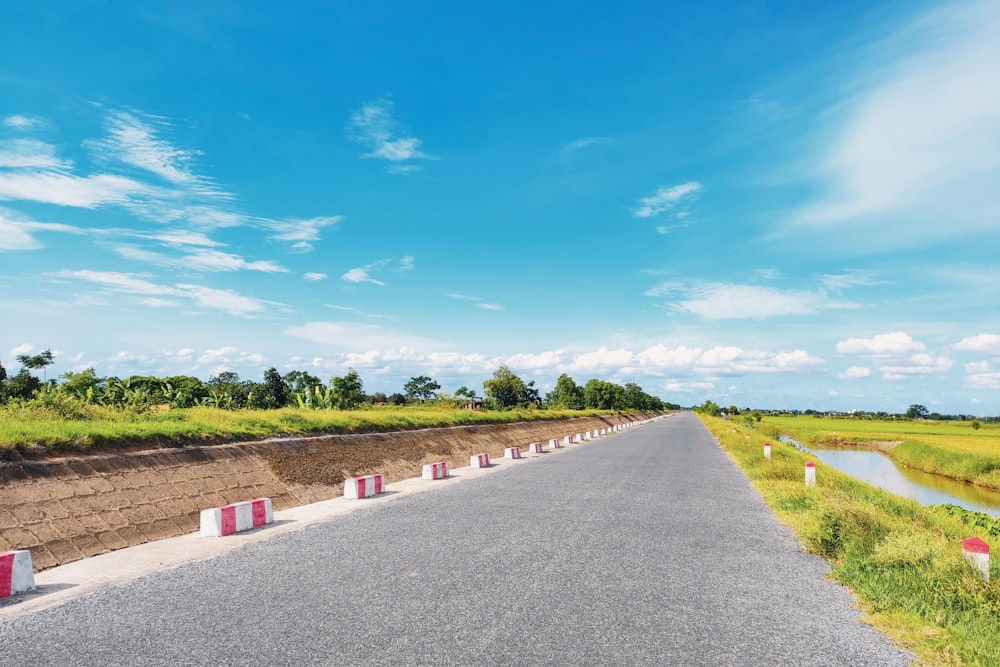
[[470, 453, 491, 468], [548, 438, 561, 449], [422, 461, 450, 480], [764, 442, 771, 460], [962, 537, 990, 581], [344, 474, 386, 499], [0, 550, 35, 599], [528, 442, 545, 454], [504, 446, 522, 459], [805, 461, 816, 487], [199, 498, 274, 537]]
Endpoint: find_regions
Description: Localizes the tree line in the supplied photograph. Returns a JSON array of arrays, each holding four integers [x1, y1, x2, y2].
[[0, 353, 674, 412]]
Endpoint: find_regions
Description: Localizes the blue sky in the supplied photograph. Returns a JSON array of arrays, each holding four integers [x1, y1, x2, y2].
[[1, 0, 999, 413]]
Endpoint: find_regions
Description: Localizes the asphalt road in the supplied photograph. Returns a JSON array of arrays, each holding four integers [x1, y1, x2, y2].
[[0, 413, 912, 665]]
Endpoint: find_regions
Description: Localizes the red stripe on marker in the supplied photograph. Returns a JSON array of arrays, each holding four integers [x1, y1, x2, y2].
[[0, 552, 14, 599], [251, 499, 267, 527], [220, 505, 237, 536], [963, 537, 990, 554]]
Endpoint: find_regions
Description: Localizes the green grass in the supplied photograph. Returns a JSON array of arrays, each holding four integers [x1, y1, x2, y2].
[[0, 402, 629, 459], [702, 415, 1000, 666], [762, 415, 1000, 490]]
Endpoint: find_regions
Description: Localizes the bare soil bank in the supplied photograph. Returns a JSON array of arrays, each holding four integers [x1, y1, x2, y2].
[[0, 414, 652, 570]]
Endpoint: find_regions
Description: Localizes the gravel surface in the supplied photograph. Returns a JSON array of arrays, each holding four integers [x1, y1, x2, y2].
[[0, 413, 913, 665]]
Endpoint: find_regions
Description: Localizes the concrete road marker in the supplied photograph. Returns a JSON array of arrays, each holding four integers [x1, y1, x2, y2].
[[764, 442, 771, 460], [528, 442, 545, 454], [470, 453, 491, 468], [344, 474, 386, 499], [548, 438, 561, 450], [0, 550, 35, 599], [962, 537, 990, 581], [200, 498, 274, 537], [504, 446, 522, 459], [422, 461, 450, 480], [805, 461, 816, 487]]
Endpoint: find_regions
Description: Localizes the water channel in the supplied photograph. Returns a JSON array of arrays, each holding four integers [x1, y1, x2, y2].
[[779, 436, 1000, 518]]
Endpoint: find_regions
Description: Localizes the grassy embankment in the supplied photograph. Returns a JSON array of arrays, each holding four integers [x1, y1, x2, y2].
[[762, 416, 1000, 490], [699, 414, 1000, 666], [0, 403, 623, 459]]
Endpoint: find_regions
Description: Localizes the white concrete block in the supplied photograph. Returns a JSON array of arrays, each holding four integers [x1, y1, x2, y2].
[[0, 550, 35, 599], [344, 474, 386, 499], [422, 461, 449, 480]]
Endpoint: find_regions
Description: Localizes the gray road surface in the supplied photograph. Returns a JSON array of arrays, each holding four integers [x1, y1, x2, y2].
[[0, 412, 912, 665]]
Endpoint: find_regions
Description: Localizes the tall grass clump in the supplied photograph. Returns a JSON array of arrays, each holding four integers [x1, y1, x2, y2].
[[701, 415, 1000, 666]]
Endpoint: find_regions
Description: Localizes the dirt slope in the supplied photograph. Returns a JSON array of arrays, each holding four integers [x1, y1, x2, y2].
[[0, 414, 651, 570]]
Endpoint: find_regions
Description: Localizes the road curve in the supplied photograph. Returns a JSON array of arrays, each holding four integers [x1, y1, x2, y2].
[[0, 412, 912, 665]]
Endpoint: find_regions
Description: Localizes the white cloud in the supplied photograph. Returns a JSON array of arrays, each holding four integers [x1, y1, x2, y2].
[[634, 182, 701, 218], [838, 366, 872, 379], [51, 270, 269, 316], [148, 230, 221, 247], [305, 272, 328, 281], [325, 304, 393, 320], [558, 137, 610, 163], [567, 346, 635, 372], [138, 297, 178, 308], [114, 246, 287, 273], [650, 282, 855, 320], [9, 343, 33, 356], [503, 350, 566, 370], [820, 272, 884, 291], [86, 111, 208, 188], [341, 257, 411, 286], [264, 216, 342, 251], [836, 332, 925, 356], [696, 347, 826, 375], [637, 344, 703, 369], [448, 293, 481, 301], [342, 267, 385, 286], [348, 98, 432, 172], [965, 361, 1000, 389], [663, 380, 715, 393], [0, 139, 72, 170], [953, 333, 1000, 354], [0, 171, 151, 208], [837, 332, 951, 380], [0, 210, 82, 250], [3, 115, 39, 129], [478, 303, 503, 311], [174, 284, 269, 316], [54, 270, 174, 296], [879, 354, 954, 381], [793, 0, 1000, 242]]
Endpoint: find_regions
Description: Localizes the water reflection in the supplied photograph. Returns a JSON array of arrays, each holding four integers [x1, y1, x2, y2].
[[780, 437, 1000, 518]]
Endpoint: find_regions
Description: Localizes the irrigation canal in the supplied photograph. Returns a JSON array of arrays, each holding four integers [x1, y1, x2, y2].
[[783, 437, 1000, 517]]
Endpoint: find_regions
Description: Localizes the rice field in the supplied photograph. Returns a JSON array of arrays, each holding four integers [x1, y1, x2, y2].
[[761, 415, 1000, 490]]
